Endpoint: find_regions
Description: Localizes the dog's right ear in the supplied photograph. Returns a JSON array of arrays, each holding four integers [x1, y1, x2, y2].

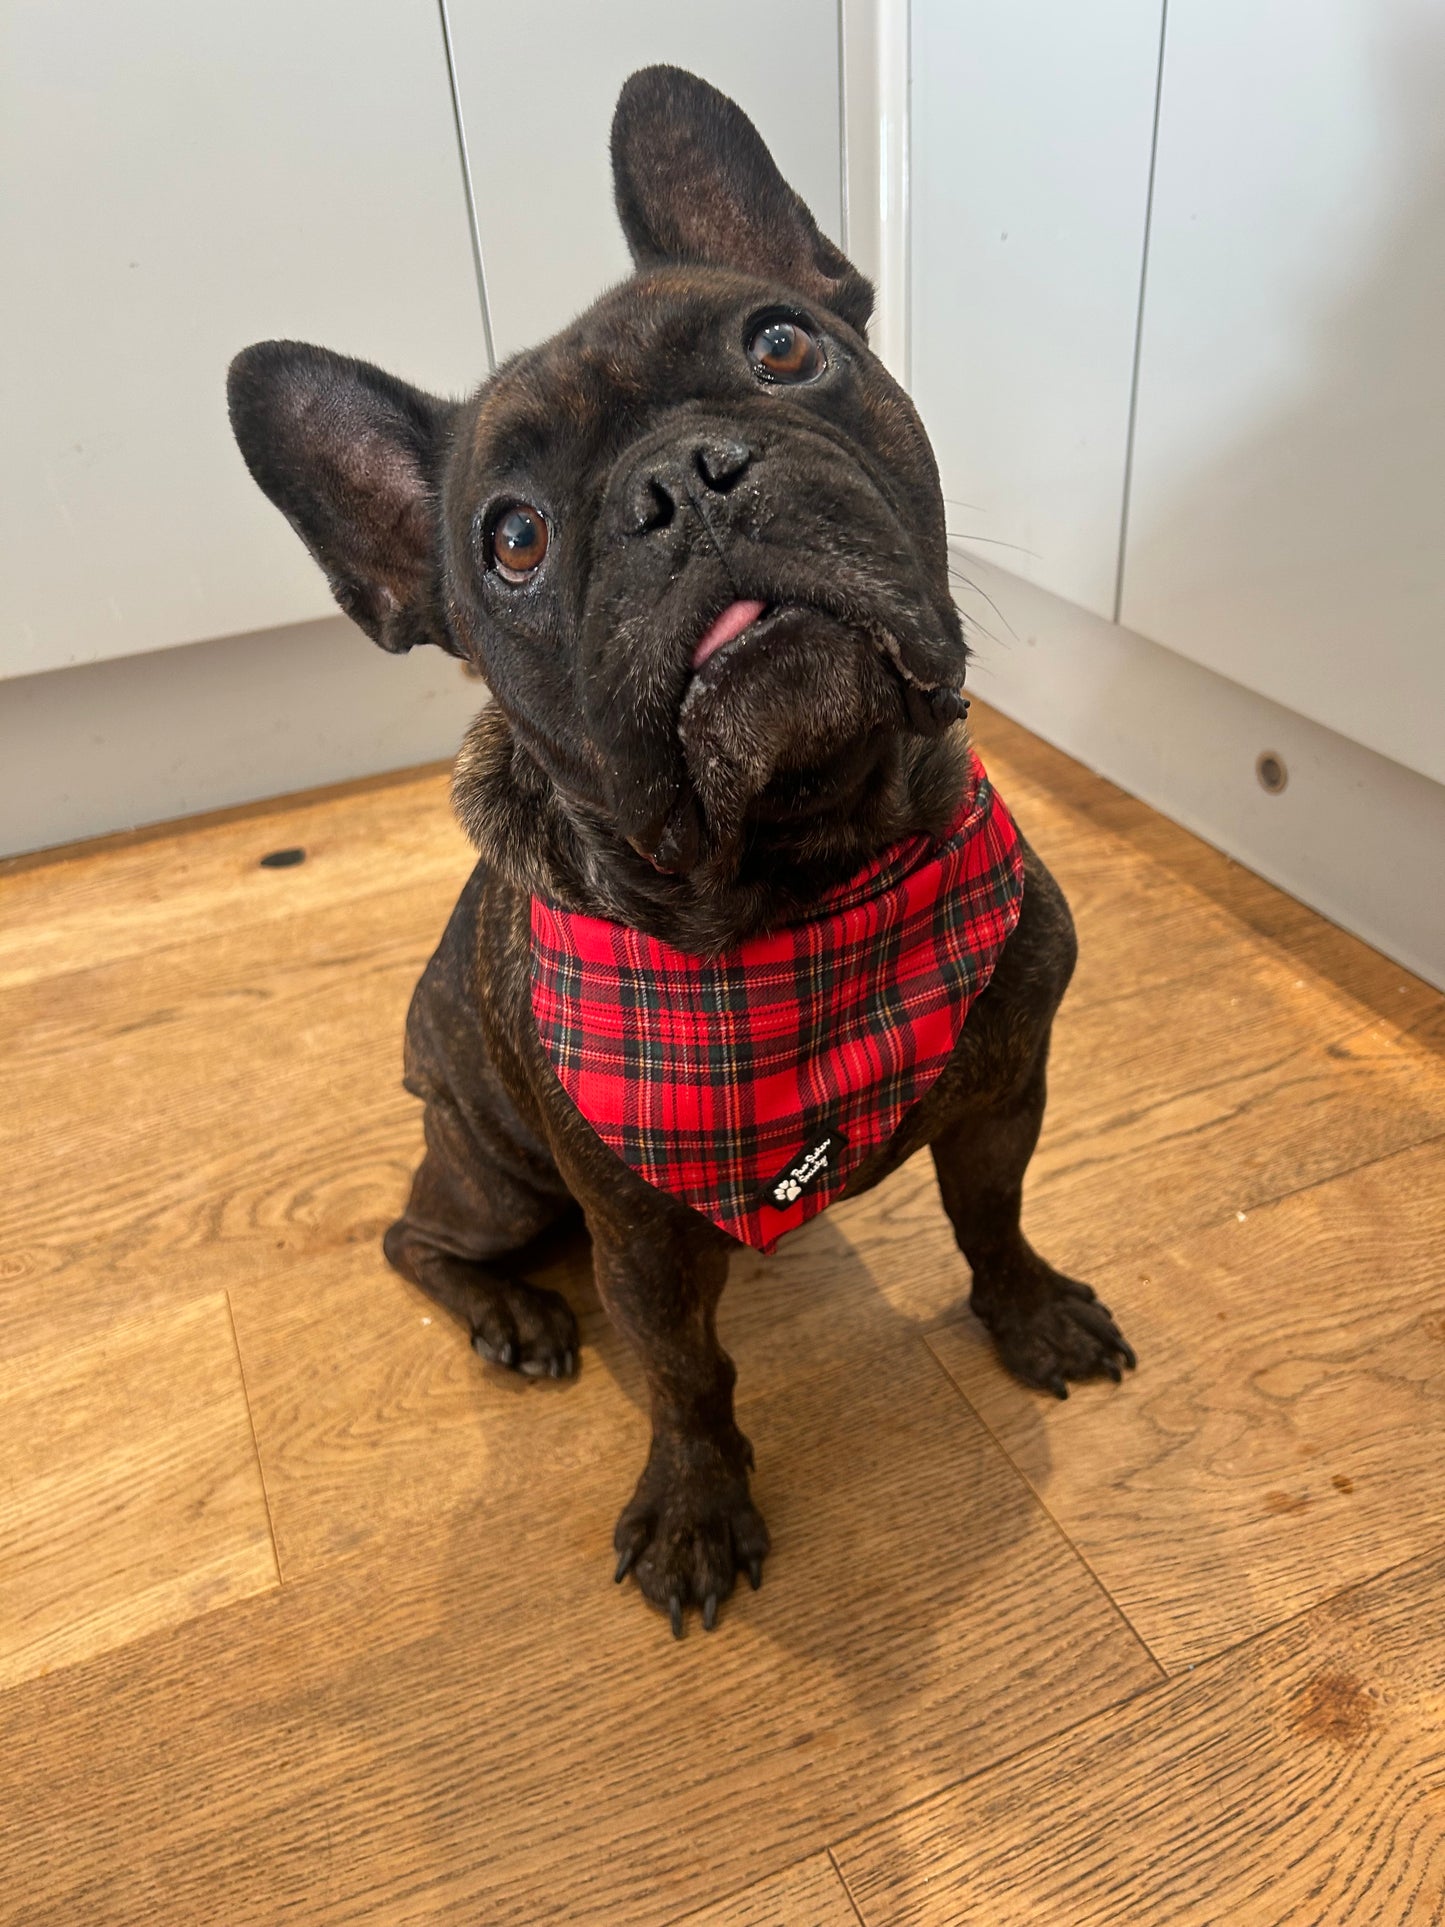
[[611, 66, 873, 336], [227, 340, 461, 656]]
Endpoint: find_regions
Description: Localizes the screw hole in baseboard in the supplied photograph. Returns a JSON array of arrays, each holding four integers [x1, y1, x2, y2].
[[1256, 752, 1288, 795]]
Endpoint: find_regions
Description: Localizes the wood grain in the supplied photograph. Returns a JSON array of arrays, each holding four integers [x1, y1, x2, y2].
[[705, 933, 1445, 1407], [0, 1340, 1155, 1927], [669, 1854, 862, 1927], [2, 700, 1442, 1925], [0, 762, 467, 994], [835, 1547, 1445, 1926], [0, 887, 441, 1355], [929, 1135, 1445, 1670], [0, 1293, 277, 1690]]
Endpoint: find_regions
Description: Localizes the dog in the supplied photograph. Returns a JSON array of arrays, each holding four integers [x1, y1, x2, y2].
[[227, 65, 1135, 1637]]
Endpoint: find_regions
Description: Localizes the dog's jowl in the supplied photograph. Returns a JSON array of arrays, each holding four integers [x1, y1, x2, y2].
[[227, 66, 1135, 1636]]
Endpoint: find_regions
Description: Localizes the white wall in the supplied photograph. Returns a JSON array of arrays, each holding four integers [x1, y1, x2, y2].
[[446, 0, 844, 362], [909, 0, 1445, 985], [1121, 0, 1445, 788], [953, 552, 1445, 992], [910, 0, 1164, 618], [0, 0, 487, 680], [0, 620, 482, 856]]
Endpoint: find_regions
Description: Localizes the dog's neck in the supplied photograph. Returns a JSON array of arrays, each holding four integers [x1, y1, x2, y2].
[[452, 704, 973, 956]]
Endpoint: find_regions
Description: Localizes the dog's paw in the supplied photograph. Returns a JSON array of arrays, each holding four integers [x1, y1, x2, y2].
[[469, 1277, 579, 1379], [974, 1268, 1136, 1400], [612, 1443, 770, 1637]]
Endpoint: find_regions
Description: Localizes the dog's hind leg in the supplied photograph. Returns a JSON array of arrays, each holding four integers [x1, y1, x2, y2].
[[384, 1089, 581, 1377], [383, 865, 582, 1377], [930, 1051, 1136, 1399]]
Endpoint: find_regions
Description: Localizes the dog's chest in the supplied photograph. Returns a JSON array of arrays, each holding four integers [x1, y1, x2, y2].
[[529, 757, 1024, 1251]]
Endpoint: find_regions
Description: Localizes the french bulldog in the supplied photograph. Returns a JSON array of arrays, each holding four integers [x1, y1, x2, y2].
[[227, 65, 1135, 1637]]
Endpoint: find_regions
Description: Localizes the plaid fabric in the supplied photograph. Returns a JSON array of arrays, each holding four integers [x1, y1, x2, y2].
[[530, 754, 1024, 1252]]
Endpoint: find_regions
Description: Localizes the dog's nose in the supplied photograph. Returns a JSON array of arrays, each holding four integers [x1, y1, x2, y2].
[[694, 435, 752, 492], [626, 434, 754, 532]]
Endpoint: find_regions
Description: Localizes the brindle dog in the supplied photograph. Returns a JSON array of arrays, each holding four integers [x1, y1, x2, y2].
[[228, 65, 1135, 1636]]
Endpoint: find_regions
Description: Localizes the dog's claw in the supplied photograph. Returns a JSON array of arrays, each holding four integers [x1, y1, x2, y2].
[[614, 1546, 635, 1584], [669, 1594, 684, 1640], [1104, 1360, 1122, 1384], [1047, 1373, 1069, 1400], [748, 1557, 763, 1592], [702, 1593, 718, 1632]]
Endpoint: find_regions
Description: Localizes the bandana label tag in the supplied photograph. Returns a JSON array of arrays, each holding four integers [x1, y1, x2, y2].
[[763, 1128, 849, 1210]]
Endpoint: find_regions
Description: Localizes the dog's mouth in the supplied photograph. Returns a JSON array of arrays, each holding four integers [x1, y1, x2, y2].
[[689, 597, 774, 672], [684, 593, 966, 729]]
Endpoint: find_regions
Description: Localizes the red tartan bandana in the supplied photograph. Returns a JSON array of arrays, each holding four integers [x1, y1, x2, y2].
[[530, 755, 1024, 1252]]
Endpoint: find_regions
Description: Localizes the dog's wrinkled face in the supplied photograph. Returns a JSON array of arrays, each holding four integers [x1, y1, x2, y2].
[[229, 66, 967, 905]]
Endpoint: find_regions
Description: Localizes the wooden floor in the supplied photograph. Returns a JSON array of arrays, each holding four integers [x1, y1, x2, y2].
[[2, 703, 1443, 1926]]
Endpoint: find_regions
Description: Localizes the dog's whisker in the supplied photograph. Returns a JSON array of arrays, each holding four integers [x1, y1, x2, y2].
[[946, 565, 1020, 646], [947, 529, 1040, 559]]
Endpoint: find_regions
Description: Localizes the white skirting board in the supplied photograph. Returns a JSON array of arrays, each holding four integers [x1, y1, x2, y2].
[[952, 547, 1445, 992], [0, 615, 483, 858]]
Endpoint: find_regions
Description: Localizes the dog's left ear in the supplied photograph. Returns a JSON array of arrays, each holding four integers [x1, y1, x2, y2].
[[227, 340, 462, 656], [611, 65, 873, 337]]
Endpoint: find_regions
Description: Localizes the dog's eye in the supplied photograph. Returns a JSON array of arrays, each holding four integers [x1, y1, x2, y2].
[[490, 504, 549, 582], [747, 317, 824, 384]]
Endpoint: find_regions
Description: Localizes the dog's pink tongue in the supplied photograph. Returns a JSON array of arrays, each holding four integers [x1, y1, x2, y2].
[[692, 598, 767, 669]]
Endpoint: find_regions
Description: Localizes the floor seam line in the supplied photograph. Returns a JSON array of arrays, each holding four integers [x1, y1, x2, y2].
[[918, 1334, 1167, 1680], [225, 1288, 284, 1589], [829, 1843, 872, 1927]]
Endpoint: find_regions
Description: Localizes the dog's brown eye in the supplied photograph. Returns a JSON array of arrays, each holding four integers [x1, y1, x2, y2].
[[747, 317, 824, 384], [490, 504, 549, 581]]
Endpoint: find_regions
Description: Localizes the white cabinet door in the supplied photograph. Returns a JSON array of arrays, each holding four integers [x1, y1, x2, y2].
[[444, 0, 842, 363], [910, 0, 1164, 619], [1121, 0, 1445, 786], [0, 0, 486, 679]]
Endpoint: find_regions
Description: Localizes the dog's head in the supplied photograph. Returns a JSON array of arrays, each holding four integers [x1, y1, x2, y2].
[[229, 67, 968, 938]]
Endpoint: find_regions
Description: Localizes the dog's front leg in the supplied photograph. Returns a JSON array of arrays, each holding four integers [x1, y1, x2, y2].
[[591, 1218, 769, 1636], [930, 1057, 1136, 1399]]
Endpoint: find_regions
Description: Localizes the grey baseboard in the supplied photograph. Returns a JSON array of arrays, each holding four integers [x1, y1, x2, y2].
[[952, 547, 1445, 992], [0, 616, 484, 858]]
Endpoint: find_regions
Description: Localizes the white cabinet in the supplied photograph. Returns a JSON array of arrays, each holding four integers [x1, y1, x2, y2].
[[1120, 0, 1445, 787], [0, 0, 487, 679], [910, 0, 1164, 619], [445, 0, 843, 363]]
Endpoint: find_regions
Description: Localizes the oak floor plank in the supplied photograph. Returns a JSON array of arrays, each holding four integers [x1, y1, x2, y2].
[[0, 1293, 278, 1690], [929, 1136, 1445, 1671], [3, 702, 1443, 1925], [0, 762, 467, 994], [834, 1547, 1445, 1926], [709, 949, 1445, 1412], [0, 890, 439, 1354], [0, 1340, 1156, 1927], [978, 706, 1444, 1040], [669, 1853, 862, 1927]]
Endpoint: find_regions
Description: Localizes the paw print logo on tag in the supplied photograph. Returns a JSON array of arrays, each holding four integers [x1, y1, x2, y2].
[[762, 1127, 848, 1211]]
